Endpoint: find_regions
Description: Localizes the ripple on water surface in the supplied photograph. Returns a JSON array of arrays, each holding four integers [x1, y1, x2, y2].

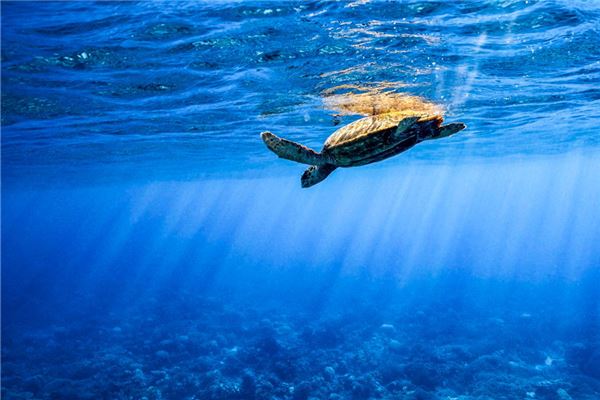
[[1, 1, 599, 182]]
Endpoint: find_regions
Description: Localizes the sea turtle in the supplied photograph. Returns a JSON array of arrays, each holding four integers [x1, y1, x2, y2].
[[261, 111, 465, 188]]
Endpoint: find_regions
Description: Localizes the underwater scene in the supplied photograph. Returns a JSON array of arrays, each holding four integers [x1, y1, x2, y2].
[[2, 1, 600, 399]]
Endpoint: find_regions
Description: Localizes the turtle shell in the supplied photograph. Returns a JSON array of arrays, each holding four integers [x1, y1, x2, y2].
[[323, 112, 442, 167]]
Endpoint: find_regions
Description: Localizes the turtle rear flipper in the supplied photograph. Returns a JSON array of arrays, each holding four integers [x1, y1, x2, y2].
[[261, 131, 327, 165], [301, 164, 337, 188]]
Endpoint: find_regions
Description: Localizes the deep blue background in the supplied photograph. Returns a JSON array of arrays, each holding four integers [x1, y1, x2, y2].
[[2, 1, 600, 399]]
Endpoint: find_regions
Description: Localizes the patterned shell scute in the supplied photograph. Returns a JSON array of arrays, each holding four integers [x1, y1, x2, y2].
[[324, 112, 430, 149]]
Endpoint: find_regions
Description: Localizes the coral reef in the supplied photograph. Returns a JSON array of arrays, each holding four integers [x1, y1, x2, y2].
[[2, 293, 599, 400]]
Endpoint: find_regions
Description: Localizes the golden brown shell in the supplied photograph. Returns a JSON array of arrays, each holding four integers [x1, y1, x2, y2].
[[324, 112, 438, 149]]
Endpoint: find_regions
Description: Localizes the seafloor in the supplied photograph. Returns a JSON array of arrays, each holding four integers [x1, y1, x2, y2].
[[3, 284, 599, 400]]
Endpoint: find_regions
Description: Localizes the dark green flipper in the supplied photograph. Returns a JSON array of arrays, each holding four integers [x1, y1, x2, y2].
[[391, 116, 420, 140], [261, 131, 326, 165], [301, 164, 337, 188]]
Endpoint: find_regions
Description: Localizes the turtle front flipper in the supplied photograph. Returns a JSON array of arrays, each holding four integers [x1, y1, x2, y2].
[[261, 131, 327, 165], [392, 116, 420, 140], [301, 164, 337, 188]]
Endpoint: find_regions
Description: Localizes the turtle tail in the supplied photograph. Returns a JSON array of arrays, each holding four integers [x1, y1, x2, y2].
[[261, 131, 327, 166]]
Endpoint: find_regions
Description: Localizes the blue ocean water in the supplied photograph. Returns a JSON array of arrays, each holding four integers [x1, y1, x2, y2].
[[2, 1, 600, 399]]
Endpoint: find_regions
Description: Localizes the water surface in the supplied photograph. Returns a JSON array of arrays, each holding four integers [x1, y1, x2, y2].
[[2, 0, 599, 183]]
